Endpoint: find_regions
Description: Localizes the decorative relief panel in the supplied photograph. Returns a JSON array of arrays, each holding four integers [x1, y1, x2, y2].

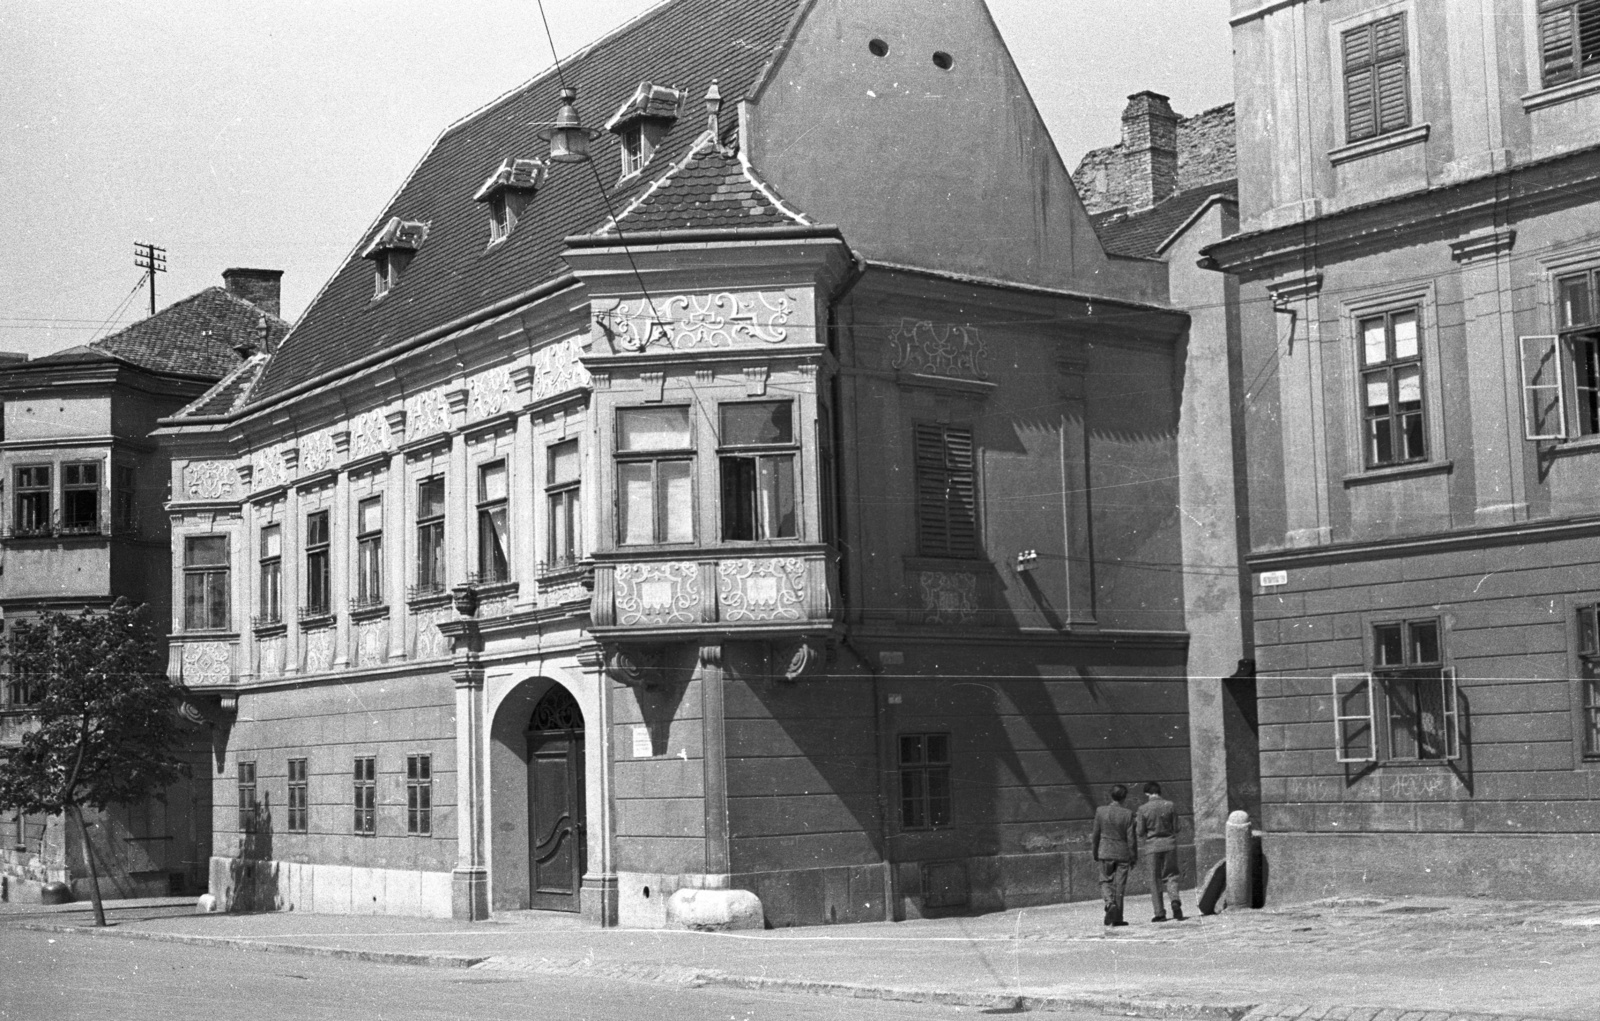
[[304, 626, 336, 674], [405, 389, 452, 441], [478, 590, 518, 618], [354, 619, 388, 668], [468, 366, 516, 420], [888, 319, 989, 381], [412, 607, 450, 660], [529, 337, 590, 401], [300, 432, 337, 475], [717, 558, 806, 623], [601, 290, 800, 352], [181, 641, 233, 686], [184, 462, 240, 501], [614, 562, 701, 626], [251, 449, 290, 491], [349, 410, 390, 460], [916, 571, 980, 625], [257, 635, 286, 679]]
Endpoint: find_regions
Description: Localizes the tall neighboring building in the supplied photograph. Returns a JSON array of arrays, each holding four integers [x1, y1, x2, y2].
[[1203, 0, 1600, 900], [0, 269, 288, 900], [159, 0, 1248, 926]]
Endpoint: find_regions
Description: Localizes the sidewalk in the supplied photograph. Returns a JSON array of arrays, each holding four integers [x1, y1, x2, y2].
[[4, 891, 1595, 1020]]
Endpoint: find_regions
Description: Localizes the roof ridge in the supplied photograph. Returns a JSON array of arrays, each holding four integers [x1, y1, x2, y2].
[[173, 352, 270, 419]]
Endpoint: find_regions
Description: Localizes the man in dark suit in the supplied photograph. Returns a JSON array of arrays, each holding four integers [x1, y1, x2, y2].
[[1090, 784, 1137, 926], [1137, 781, 1184, 922]]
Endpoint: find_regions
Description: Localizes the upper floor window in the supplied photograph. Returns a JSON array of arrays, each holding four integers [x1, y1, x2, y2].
[[914, 423, 978, 558], [1520, 269, 1600, 440], [1334, 618, 1460, 763], [184, 535, 230, 631], [546, 440, 582, 569], [258, 524, 283, 625], [361, 217, 426, 300], [305, 510, 331, 616], [355, 497, 384, 607], [1538, 0, 1600, 88], [61, 463, 99, 534], [13, 465, 50, 536], [474, 158, 542, 245], [616, 406, 693, 545], [1342, 13, 1410, 143], [476, 462, 510, 584], [415, 477, 446, 595], [606, 82, 682, 182], [720, 401, 797, 541], [1360, 309, 1427, 467]]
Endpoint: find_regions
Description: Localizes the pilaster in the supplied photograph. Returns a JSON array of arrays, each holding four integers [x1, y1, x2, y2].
[[1057, 359, 1096, 626], [699, 642, 729, 881], [1269, 272, 1332, 547], [577, 643, 619, 926], [283, 449, 302, 674], [384, 410, 408, 661], [1451, 227, 1526, 526], [450, 620, 489, 921]]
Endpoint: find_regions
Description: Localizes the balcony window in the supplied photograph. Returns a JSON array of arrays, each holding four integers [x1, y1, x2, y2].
[[476, 462, 510, 584], [14, 465, 50, 536], [415, 476, 446, 595], [546, 440, 582, 569], [183, 535, 230, 631], [616, 406, 693, 545], [258, 524, 282, 625], [61, 462, 99, 534], [719, 401, 796, 541], [355, 496, 384, 607], [305, 510, 330, 616]]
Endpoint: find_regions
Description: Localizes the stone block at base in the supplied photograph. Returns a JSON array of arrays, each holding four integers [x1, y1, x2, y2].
[[665, 888, 764, 931]]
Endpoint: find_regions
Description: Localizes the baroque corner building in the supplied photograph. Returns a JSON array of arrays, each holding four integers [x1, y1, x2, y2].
[[157, 0, 1251, 925]]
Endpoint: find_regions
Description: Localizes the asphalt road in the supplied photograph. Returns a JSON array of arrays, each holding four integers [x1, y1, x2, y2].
[[0, 927, 1111, 1021]]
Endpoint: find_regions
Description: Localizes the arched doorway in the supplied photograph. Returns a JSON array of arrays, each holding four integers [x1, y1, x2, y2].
[[527, 685, 586, 912]]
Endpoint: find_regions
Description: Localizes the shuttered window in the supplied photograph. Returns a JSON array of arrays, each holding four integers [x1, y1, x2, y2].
[[1343, 14, 1411, 143], [1539, 0, 1600, 87], [914, 423, 977, 558]]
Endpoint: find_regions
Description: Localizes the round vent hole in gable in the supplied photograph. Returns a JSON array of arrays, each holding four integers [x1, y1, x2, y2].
[[932, 51, 954, 70], [868, 38, 889, 57]]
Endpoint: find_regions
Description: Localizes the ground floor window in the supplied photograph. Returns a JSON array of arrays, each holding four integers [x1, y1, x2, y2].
[[287, 758, 308, 833], [898, 733, 952, 829], [237, 761, 257, 832], [353, 756, 376, 834], [406, 754, 432, 835], [1334, 618, 1459, 763], [1579, 604, 1600, 759]]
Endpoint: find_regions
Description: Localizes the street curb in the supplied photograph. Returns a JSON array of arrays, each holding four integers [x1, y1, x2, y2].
[[15, 922, 487, 970]]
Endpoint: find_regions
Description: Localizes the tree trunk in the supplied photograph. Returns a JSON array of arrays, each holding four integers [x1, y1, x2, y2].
[[69, 803, 106, 927]]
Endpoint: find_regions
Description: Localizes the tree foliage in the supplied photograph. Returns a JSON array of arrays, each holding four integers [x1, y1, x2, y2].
[[0, 598, 183, 817]]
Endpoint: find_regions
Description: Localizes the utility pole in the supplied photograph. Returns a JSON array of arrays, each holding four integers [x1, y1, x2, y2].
[[133, 242, 166, 317]]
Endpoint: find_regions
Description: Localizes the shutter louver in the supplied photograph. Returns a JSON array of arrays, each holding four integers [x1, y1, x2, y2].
[[914, 423, 978, 559], [1343, 15, 1409, 142], [1376, 60, 1410, 133], [1580, 0, 1600, 77], [1541, 5, 1577, 85], [1345, 66, 1378, 142]]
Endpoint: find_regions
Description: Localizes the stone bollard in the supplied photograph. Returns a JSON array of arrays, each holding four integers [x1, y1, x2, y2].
[[1225, 810, 1254, 910], [664, 888, 764, 931], [196, 893, 219, 914]]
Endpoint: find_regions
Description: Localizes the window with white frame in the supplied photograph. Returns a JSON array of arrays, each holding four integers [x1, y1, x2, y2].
[[13, 465, 50, 536], [720, 401, 797, 541], [1342, 13, 1411, 143], [1521, 268, 1600, 440], [258, 524, 283, 625], [415, 476, 446, 596], [546, 439, 581, 569], [1537, 0, 1600, 88], [60, 462, 99, 534], [355, 496, 384, 607], [183, 535, 230, 631], [476, 462, 510, 584], [1334, 618, 1459, 763], [616, 406, 693, 545], [1359, 308, 1428, 467]]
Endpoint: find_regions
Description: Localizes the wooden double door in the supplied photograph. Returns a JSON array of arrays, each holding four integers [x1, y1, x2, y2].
[[526, 685, 586, 912]]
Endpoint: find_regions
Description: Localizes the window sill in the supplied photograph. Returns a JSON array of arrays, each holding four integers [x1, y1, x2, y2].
[[904, 555, 987, 571], [1342, 459, 1453, 488], [1545, 435, 1600, 458], [297, 612, 335, 630], [349, 602, 390, 622], [407, 591, 452, 611], [251, 620, 287, 637], [1522, 75, 1600, 113], [1328, 123, 1431, 166]]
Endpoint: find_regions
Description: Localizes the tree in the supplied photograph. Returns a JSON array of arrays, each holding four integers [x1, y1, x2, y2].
[[0, 598, 184, 926]]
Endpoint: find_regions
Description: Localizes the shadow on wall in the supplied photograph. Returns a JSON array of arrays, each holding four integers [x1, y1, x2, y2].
[[227, 797, 279, 912]]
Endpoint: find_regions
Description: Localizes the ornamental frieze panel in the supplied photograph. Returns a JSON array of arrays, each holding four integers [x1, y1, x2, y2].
[[183, 461, 240, 501], [304, 626, 336, 674], [251, 448, 291, 491], [614, 562, 701, 626], [468, 366, 516, 420], [412, 606, 450, 660], [405, 389, 452, 442], [349, 410, 390, 460], [597, 290, 802, 353], [888, 319, 989, 381], [354, 619, 388, 668], [300, 431, 338, 475], [528, 337, 590, 401], [257, 635, 286, 679], [181, 641, 233, 686], [716, 558, 806, 623], [916, 570, 980, 625]]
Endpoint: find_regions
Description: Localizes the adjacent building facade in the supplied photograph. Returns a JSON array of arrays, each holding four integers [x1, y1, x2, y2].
[[1205, 0, 1600, 899], [160, 0, 1256, 926], [0, 270, 287, 899]]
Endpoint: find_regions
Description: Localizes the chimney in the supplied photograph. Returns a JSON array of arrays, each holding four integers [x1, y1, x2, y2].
[[222, 268, 284, 318], [1120, 91, 1179, 210]]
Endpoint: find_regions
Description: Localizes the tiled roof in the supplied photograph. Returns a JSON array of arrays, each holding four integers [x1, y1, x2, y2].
[[1090, 180, 1238, 260], [31, 286, 288, 380], [175, 353, 271, 419], [593, 136, 811, 235], [247, 0, 808, 406]]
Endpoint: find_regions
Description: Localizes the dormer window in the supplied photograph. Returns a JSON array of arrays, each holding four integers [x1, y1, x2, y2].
[[605, 82, 683, 181], [361, 217, 427, 300], [474, 158, 544, 245]]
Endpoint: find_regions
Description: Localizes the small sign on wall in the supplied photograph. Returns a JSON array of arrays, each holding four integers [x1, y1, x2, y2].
[[632, 725, 652, 758], [1258, 570, 1288, 590]]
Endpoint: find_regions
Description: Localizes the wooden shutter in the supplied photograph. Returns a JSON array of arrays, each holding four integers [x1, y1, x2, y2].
[[914, 423, 977, 558], [1344, 15, 1409, 142], [1440, 668, 1461, 761], [1542, 3, 1579, 85], [1343, 27, 1378, 142], [1332, 672, 1377, 763], [1581, 0, 1600, 78], [1519, 335, 1567, 440]]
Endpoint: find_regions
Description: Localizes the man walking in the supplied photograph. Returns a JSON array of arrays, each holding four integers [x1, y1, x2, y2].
[[1090, 784, 1136, 927], [1137, 781, 1183, 922]]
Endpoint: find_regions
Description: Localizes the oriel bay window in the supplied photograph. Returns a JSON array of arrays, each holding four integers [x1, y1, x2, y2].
[[415, 476, 446, 595], [1520, 269, 1600, 440], [304, 510, 331, 616], [720, 401, 797, 541], [14, 466, 50, 536], [355, 496, 384, 607], [476, 461, 509, 583], [1360, 309, 1427, 467], [61, 462, 99, 534], [546, 439, 581, 568], [258, 524, 283, 625], [617, 406, 693, 545], [1333, 619, 1459, 763], [183, 535, 230, 631]]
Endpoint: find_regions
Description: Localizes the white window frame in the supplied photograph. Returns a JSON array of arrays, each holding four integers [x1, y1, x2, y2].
[[1332, 672, 1377, 763]]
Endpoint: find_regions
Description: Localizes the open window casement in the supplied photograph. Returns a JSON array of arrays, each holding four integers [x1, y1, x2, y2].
[[1519, 335, 1567, 440], [1438, 667, 1462, 761], [1333, 672, 1377, 763]]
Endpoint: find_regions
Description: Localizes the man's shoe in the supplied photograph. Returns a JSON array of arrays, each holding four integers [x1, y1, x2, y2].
[[1151, 914, 1169, 923], [1172, 904, 1185, 921], [1111, 918, 1129, 927], [1103, 908, 1115, 927]]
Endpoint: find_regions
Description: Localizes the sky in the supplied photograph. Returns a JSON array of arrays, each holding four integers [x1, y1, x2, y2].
[[0, 0, 1233, 360]]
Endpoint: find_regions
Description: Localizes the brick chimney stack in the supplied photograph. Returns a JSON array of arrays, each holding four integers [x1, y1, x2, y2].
[[222, 268, 284, 319], [1120, 91, 1179, 210]]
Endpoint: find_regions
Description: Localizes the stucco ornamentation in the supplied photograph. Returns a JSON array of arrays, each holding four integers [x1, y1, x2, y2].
[[257, 635, 285, 678], [529, 337, 590, 401], [350, 411, 389, 460], [181, 642, 233, 685], [888, 319, 989, 380], [406, 389, 452, 441], [605, 290, 797, 352], [413, 607, 450, 660], [304, 625, 336, 674], [252, 449, 290, 491], [355, 619, 388, 668], [477, 590, 518, 618], [716, 558, 806, 622], [917, 570, 980, 624], [300, 432, 337, 475], [184, 461, 240, 501], [615, 562, 701, 626], [468, 366, 516, 420]]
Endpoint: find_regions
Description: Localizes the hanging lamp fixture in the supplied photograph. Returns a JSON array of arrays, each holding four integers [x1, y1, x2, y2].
[[540, 86, 603, 163]]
